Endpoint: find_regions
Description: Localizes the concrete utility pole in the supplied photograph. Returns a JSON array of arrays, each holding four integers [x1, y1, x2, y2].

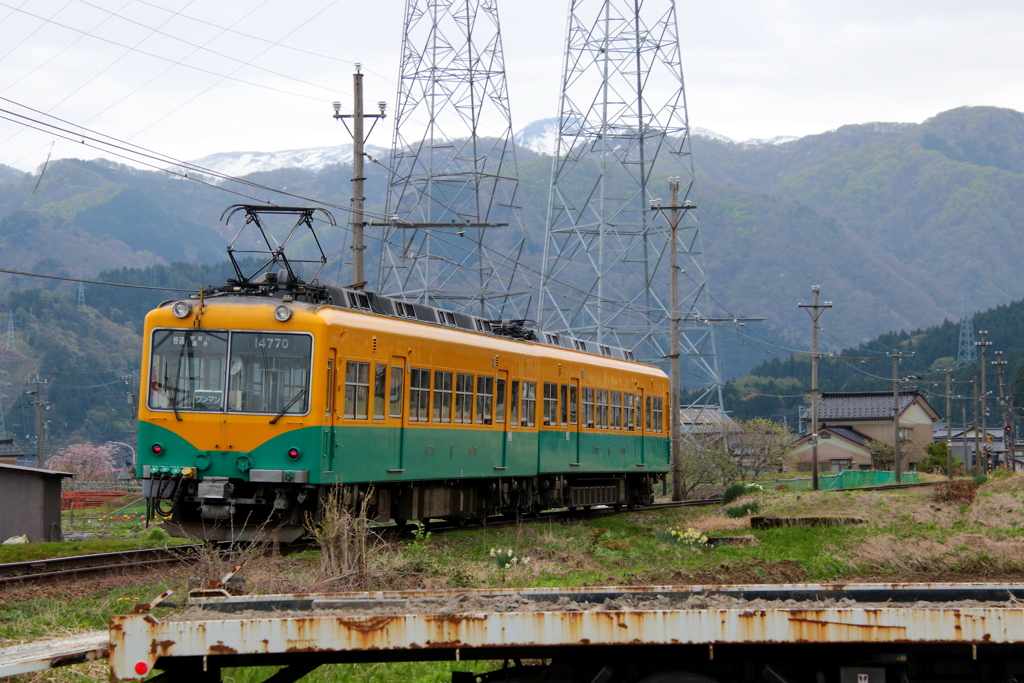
[[994, 350, 1008, 469], [26, 377, 49, 466], [333, 64, 386, 288], [973, 378, 980, 471], [799, 287, 832, 491], [976, 331, 992, 471], [888, 350, 915, 483], [946, 368, 953, 481], [669, 179, 683, 502]]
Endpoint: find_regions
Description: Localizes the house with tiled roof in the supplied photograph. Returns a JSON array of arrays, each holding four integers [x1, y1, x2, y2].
[[0, 438, 25, 466], [789, 391, 940, 472]]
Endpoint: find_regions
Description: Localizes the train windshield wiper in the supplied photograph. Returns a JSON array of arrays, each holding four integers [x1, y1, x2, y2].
[[270, 389, 305, 424]]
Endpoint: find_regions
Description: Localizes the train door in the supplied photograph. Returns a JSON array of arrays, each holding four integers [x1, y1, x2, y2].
[[391, 356, 406, 471], [570, 378, 581, 465], [322, 351, 337, 476], [497, 369, 509, 468], [635, 387, 645, 465]]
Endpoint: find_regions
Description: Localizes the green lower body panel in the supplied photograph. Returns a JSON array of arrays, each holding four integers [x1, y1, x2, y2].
[[137, 421, 669, 485]]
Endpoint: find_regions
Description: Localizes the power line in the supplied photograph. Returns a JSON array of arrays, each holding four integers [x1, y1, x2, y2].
[[0, 267, 195, 292], [0, 1, 333, 104]]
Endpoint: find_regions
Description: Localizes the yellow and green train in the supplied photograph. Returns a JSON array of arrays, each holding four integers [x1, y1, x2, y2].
[[139, 281, 670, 541]]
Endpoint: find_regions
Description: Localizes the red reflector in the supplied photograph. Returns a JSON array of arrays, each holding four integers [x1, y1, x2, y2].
[[287, 448, 300, 459], [151, 445, 163, 454], [135, 662, 149, 675]]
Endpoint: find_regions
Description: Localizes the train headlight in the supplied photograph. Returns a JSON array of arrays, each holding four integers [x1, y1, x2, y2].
[[151, 444, 164, 455], [287, 447, 300, 460], [172, 302, 192, 318], [274, 304, 293, 322]]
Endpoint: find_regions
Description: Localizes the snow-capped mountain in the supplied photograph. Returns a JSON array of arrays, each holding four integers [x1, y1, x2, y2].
[[512, 119, 798, 155], [188, 143, 389, 178], [513, 117, 560, 155]]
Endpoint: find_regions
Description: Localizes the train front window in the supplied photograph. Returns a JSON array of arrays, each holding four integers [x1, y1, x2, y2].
[[227, 333, 312, 415], [149, 330, 228, 411]]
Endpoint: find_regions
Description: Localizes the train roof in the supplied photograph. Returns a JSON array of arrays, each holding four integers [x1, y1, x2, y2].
[[177, 282, 647, 366]]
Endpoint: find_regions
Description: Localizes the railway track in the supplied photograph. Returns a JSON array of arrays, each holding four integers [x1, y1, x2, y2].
[[0, 482, 934, 587]]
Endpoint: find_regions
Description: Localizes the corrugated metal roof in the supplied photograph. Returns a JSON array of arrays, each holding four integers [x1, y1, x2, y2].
[[799, 391, 927, 421], [0, 463, 73, 478]]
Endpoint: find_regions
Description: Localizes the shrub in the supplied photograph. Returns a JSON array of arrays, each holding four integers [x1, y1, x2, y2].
[[973, 474, 989, 486], [774, 484, 789, 491], [722, 483, 764, 505], [725, 501, 761, 518], [934, 480, 978, 506]]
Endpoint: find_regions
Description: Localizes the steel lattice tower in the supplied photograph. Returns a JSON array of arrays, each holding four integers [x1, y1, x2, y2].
[[5, 312, 14, 351], [539, 0, 720, 401], [378, 0, 531, 318], [957, 294, 978, 367]]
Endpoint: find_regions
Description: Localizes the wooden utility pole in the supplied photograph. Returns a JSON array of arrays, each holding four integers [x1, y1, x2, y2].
[[333, 64, 386, 288], [888, 351, 915, 483], [976, 331, 992, 471], [799, 287, 831, 491], [946, 368, 953, 481]]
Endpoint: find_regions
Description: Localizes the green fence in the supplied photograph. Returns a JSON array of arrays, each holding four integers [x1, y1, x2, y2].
[[764, 470, 918, 491]]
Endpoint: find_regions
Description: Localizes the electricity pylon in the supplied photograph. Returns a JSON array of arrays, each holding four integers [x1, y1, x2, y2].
[[957, 293, 978, 367], [539, 0, 721, 405], [377, 0, 532, 319]]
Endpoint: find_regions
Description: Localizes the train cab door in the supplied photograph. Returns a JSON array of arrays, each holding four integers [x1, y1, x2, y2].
[[322, 350, 337, 477]]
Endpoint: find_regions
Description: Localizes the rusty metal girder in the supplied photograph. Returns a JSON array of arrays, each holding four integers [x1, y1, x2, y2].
[[109, 604, 1024, 681]]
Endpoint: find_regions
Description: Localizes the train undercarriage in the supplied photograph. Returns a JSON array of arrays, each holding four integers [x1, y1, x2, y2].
[[149, 472, 661, 542]]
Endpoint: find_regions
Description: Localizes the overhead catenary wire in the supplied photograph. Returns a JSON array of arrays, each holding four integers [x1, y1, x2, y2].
[[0, 103, 702, 321]]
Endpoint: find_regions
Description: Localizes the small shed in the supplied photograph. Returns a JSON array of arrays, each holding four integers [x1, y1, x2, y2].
[[0, 463, 73, 543]]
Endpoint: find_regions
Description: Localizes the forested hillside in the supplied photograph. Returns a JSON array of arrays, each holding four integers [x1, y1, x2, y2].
[[708, 296, 1024, 428], [1, 105, 1024, 439]]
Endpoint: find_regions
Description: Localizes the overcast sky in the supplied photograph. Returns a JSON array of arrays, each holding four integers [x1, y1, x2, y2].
[[0, 0, 1022, 173]]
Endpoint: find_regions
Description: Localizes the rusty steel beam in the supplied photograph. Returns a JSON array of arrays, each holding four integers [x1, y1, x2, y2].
[[109, 604, 1024, 681]]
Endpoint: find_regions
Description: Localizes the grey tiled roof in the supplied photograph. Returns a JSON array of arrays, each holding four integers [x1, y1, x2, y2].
[[823, 425, 873, 447], [0, 439, 25, 457], [799, 391, 925, 421]]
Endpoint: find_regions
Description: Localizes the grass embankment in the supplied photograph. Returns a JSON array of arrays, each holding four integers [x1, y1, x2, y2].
[[5, 473, 1024, 682]]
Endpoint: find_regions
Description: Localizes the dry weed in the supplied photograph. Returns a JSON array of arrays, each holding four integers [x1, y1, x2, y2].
[[934, 481, 978, 505], [846, 532, 1024, 574], [308, 485, 381, 590]]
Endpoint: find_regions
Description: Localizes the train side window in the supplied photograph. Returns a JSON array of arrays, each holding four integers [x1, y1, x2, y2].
[[521, 381, 537, 427], [597, 389, 609, 429], [635, 393, 642, 430], [645, 396, 652, 432], [543, 382, 557, 426], [455, 373, 474, 423], [611, 391, 622, 430], [433, 371, 453, 423], [510, 380, 520, 426], [373, 364, 386, 420], [624, 392, 635, 431], [326, 358, 334, 415], [653, 396, 664, 433], [569, 385, 578, 425], [344, 361, 370, 420], [476, 376, 494, 425], [409, 368, 430, 422], [582, 387, 594, 428], [495, 378, 506, 423], [389, 366, 404, 417]]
